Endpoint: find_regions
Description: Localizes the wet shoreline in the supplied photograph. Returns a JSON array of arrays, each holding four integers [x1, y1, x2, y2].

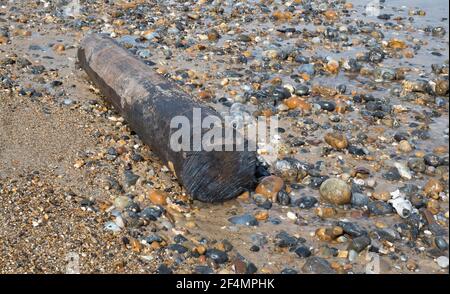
[[0, 0, 448, 273]]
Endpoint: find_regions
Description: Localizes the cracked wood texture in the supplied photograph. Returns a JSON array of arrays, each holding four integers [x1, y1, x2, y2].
[[77, 34, 256, 202]]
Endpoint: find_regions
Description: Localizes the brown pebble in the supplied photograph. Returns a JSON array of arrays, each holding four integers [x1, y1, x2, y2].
[[315, 207, 337, 218], [324, 132, 348, 149], [406, 260, 417, 271], [319, 178, 351, 205], [388, 39, 407, 49], [0, 36, 9, 44], [131, 239, 142, 252], [195, 245, 206, 255], [372, 191, 391, 201], [53, 43, 65, 53], [255, 175, 284, 202], [427, 199, 440, 215], [324, 10, 338, 21], [233, 258, 247, 274], [255, 210, 269, 221], [423, 178, 444, 198], [148, 189, 168, 205], [398, 140, 413, 153]]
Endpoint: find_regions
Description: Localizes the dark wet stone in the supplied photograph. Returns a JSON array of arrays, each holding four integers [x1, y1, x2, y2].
[[281, 268, 298, 274], [107, 147, 118, 156], [309, 176, 329, 189], [347, 58, 362, 72], [348, 145, 368, 156], [0, 57, 15, 66], [275, 231, 298, 248], [348, 235, 371, 253], [194, 266, 214, 274], [168, 244, 188, 254], [336, 221, 368, 237], [394, 132, 409, 142], [368, 201, 394, 215], [377, 14, 391, 20], [408, 158, 426, 173], [50, 80, 63, 87], [0, 75, 13, 89], [368, 48, 385, 63], [286, 136, 306, 147], [411, 129, 430, 140], [428, 223, 447, 236], [140, 206, 163, 220], [221, 239, 234, 252], [373, 228, 401, 243], [271, 86, 291, 102], [424, 154, 441, 167], [296, 195, 318, 209], [144, 234, 163, 244], [30, 65, 45, 74], [277, 190, 291, 206], [254, 195, 272, 209], [80, 199, 94, 207], [228, 214, 258, 226], [382, 167, 401, 181], [336, 84, 347, 94], [269, 217, 282, 225], [435, 237, 448, 251], [246, 262, 258, 274], [432, 26, 447, 37], [318, 101, 336, 112], [249, 245, 260, 252], [19, 87, 41, 98], [236, 34, 251, 42], [124, 202, 140, 213], [440, 156, 449, 167], [206, 249, 228, 264], [15, 57, 31, 68], [131, 152, 144, 162], [410, 194, 426, 209], [295, 55, 310, 64], [298, 63, 315, 75], [371, 110, 387, 119], [352, 181, 366, 193], [277, 27, 296, 34], [157, 264, 172, 274], [124, 170, 139, 186], [106, 177, 123, 192], [251, 233, 268, 247], [307, 168, 321, 177], [174, 234, 188, 244], [302, 257, 336, 274], [353, 94, 364, 103], [295, 246, 312, 258], [399, 184, 419, 196], [351, 192, 369, 208], [296, 85, 310, 96]]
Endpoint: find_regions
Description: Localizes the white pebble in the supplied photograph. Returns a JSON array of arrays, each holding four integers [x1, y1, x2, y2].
[[436, 256, 449, 268], [287, 211, 297, 220]]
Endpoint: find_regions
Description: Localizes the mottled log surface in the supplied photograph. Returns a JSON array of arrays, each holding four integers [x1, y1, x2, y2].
[[77, 34, 256, 202]]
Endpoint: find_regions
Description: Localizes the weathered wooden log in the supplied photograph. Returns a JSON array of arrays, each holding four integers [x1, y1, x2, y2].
[[77, 34, 256, 202]]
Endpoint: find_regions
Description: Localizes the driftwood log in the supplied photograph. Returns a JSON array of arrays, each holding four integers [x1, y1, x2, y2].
[[77, 34, 257, 202]]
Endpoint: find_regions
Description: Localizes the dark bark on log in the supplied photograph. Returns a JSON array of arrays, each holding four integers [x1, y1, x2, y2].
[[77, 34, 256, 202]]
